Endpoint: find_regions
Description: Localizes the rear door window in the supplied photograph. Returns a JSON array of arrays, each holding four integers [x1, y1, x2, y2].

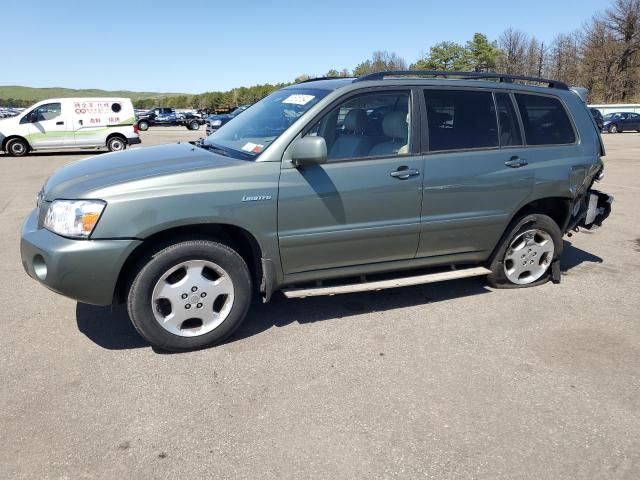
[[514, 94, 576, 145], [495, 93, 523, 147], [424, 89, 498, 151]]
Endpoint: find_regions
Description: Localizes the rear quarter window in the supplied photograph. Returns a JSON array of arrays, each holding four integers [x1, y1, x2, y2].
[[515, 94, 576, 146]]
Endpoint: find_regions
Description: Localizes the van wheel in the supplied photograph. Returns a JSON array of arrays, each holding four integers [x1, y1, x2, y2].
[[5, 138, 29, 157], [137, 120, 149, 131], [487, 214, 563, 289], [127, 240, 252, 352], [188, 120, 200, 130], [107, 136, 126, 152]]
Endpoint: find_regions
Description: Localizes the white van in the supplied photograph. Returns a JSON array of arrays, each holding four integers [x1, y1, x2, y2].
[[0, 97, 140, 156]]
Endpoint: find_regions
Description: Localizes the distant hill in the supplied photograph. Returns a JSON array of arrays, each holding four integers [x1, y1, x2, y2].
[[0, 85, 187, 102]]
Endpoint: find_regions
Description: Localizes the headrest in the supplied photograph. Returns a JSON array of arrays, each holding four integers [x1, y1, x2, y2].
[[344, 109, 367, 133], [382, 110, 408, 140]]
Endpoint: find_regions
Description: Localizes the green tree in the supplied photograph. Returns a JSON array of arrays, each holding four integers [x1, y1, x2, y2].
[[411, 41, 469, 70], [465, 33, 501, 72]]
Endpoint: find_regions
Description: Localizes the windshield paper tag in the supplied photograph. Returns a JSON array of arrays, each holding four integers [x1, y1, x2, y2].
[[282, 94, 315, 105], [242, 142, 264, 153]]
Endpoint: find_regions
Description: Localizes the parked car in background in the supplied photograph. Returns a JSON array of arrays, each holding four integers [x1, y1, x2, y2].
[[589, 108, 604, 131], [1, 97, 139, 156], [0, 107, 20, 118], [176, 111, 205, 129], [602, 111, 640, 133], [136, 107, 202, 131], [205, 104, 251, 135], [20, 71, 611, 351]]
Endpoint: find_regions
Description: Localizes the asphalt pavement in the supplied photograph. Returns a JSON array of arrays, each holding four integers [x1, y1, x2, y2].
[[1, 128, 638, 479]]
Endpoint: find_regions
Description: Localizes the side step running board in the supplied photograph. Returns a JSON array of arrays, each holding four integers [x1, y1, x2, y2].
[[282, 267, 491, 298]]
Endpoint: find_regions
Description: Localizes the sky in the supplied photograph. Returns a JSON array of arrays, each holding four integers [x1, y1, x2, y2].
[[0, 0, 612, 94]]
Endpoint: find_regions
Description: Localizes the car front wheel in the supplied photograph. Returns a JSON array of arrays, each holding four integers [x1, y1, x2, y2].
[[487, 214, 563, 288], [127, 240, 252, 351], [188, 120, 200, 130], [137, 120, 149, 131], [609, 124, 619, 133]]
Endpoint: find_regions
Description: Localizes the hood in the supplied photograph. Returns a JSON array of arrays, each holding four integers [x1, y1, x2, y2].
[[43, 143, 239, 200], [0, 116, 19, 136]]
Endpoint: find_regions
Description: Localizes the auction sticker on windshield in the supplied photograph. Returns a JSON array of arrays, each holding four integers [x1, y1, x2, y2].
[[282, 94, 315, 105], [241, 142, 264, 153]]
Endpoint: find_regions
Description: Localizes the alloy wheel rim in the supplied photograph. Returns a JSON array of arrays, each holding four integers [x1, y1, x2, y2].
[[503, 229, 554, 285], [151, 259, 234, 337]]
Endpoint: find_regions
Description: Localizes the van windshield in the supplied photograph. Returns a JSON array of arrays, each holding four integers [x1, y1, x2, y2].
[[203, 88, 328, 159]]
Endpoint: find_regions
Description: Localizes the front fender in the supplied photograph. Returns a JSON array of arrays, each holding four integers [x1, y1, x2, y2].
[[90, 161, 282, 261]]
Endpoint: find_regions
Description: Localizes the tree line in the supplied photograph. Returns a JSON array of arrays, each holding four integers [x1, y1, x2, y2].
[[2, 0, 638, 110]]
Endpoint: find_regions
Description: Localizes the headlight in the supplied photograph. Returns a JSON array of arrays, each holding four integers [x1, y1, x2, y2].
[[44, 200, 106, 238], [211, 120, 222, 126]]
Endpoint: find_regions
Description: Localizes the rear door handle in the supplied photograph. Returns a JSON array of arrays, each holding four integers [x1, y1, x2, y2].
[[56, 121, 64, 125], [505, 156, 528, 168], [390, 166, 420, 180]]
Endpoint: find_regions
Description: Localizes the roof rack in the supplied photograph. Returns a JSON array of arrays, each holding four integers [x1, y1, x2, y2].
[[296, 76, 354, 84], [354, 70, 569, 90]]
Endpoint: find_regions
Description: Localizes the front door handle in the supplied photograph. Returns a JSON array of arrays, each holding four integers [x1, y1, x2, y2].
[[390, 166, 420, 180], [505, 156, 528, 168], [56, 121, 64, 125]]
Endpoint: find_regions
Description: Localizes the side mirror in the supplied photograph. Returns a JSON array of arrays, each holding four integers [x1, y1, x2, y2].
[[290, 136, 327, 167]]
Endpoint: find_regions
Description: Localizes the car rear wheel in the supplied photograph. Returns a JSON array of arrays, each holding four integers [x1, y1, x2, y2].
[[487, 214, 563, 289], [137, 120, 149, 131], [5, 137, 29, 157], [188, 120, 200, 130], [107, 136, 126, 152], [127, 240, 252, 351]]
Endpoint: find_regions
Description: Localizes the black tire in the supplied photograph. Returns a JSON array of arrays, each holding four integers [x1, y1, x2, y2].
[[107, 136, 127, 152], [487, 214, 563, 289], [127, 240, 253, 352], [137, 120, 149, 131], [188, 120, 200, 130], [5, 137, 29, 157], [609, 123, 619, 133]]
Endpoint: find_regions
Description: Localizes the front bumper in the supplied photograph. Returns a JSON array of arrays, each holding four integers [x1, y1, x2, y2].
[[20, 208, 141, 305], [127, 136, 141, 145]]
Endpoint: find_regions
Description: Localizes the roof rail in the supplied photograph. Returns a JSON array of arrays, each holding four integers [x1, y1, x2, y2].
[[296, 76, 354, 84], [354, 70, 569, 90]]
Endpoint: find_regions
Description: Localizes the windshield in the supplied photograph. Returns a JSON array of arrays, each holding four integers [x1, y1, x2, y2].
[[204, 88, 329, 159], [603, 113, 620, 120]]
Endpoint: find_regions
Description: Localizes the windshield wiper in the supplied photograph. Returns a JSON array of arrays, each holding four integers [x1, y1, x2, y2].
[[198, 142, 229, 157]]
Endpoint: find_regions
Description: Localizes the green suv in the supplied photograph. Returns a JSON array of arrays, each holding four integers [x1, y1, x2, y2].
[[21, 71, 612, 351]]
